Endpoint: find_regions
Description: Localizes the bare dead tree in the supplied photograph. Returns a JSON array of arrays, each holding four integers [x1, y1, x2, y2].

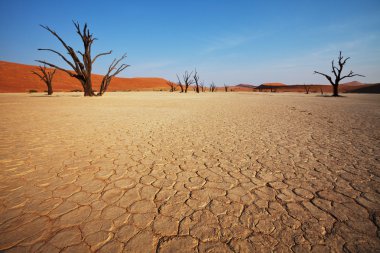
[[320, 87, 324, 95], [98, 54, 129, 96], [314, 51, 365, 96], [37, 22, 112, 96], [200, 81, 205, 92], [209, 82, 216, 92], [167, 80, 177, 92], [31, 65, 56, 95], [224, 84, 228, 92], [193, 70, 200, 93], [182, 71, 194, 93], [176, 74, 184, 93], [304, 84, 311, 94]]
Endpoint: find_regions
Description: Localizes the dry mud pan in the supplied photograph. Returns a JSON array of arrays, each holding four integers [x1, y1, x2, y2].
[[0, 92, 379, 252]]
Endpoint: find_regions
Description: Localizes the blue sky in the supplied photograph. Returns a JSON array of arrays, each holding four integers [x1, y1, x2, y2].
[[0, 0, 379, 85]]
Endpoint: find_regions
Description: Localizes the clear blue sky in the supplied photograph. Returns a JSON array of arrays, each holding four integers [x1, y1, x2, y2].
[[1, 0, 379, 85]]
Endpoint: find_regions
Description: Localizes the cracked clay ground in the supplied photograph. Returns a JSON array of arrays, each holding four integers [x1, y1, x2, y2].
[[0, 92, 379, 253]]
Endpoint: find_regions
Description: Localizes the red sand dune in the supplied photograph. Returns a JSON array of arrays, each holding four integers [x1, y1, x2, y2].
[[1, 61, 377, 94], [0, 61, 169, 93], [260, 82, 287, 87]]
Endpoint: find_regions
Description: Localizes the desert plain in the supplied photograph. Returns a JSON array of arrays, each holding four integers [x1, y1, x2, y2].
[[0, 91, 379, 252]]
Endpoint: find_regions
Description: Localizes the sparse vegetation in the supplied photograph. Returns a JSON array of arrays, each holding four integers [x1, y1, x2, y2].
[[37, 22, 128, 97], [209, 82, 216, 92], [314, 51, 365, 96], [167, 81, 177, 92], [176, 75, 184, 93], [31, 65, 56, 95], [182, 71, 194, 93], [98, 54, 129, 96], [200, 82, 205, 92], [193, 70, 200, 93], [304, 84, 311, 94]]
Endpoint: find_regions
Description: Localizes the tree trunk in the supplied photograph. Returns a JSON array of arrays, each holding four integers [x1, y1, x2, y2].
[[332, 84, 339, 96], [82, 79, 95, 96], [47, 83, 53, 95]]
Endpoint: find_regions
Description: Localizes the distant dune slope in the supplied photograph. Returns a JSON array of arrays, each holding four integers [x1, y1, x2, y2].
[[0, 61, 169, 92], [349, 83, 380, 94]]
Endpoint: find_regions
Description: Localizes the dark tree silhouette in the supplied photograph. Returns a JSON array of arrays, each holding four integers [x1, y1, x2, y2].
[[304, 84, 311, 94], [209, 82, 216, 92], [167, 80, 177, 92], [224, 84, 228, 92], [200, 81, 205, 92], [98, 54, 129, 96], [182, 71, 194, 93], [314, 51, 365, 96], [176, 74, 184, 93], [32, 65, 56, 95], [37, 22, 113, 96], [193, 70, 200, 93]]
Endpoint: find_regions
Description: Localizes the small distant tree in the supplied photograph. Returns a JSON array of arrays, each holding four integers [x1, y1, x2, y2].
[[200, 81, 205, 92], [320, 87, 324, 95], [209, 82, 216, 92], [182, 71, 194, 93], [167, 81, 177, 92], [193, 70, 200, 93], [314, 51, 365, 96], [98, 54, 129, 96], [224, 84, 228, 92], [32, 65, 56, 95], [304, 84, 311, 94], [176, 74, 184, 93]]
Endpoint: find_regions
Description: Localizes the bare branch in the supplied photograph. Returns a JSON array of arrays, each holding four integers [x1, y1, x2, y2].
[[340, 71, 365, 80], [38, 48, 76, 70], [36, 60, 76, 77], [92, 50, 112, 64], [314, 71, 334, 86]]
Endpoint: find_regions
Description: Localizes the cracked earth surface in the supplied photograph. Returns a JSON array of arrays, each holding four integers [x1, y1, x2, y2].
[[0, 92, 379, 252]]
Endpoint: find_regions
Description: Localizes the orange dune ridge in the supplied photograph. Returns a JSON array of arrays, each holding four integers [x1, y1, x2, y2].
[[0, 61, 169, 93]]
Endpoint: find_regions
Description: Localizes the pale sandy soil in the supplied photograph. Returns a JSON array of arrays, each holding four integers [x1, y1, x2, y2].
[[0, 92, 379, 252]]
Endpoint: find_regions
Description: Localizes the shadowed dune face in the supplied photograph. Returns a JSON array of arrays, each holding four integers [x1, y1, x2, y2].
[[0, 92, 379, 252], [0, 61, 169, 92]]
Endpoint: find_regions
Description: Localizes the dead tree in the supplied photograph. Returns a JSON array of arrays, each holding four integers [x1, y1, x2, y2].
[[314, 51, 365, 96], [193, 70, 200, 93], [176, 74, 184, 93], [37, 22, 113, 96], [209, 82, 216, 92], [98, 54, 129, 96], [224, 84, 228, 92], [320, 87, 324, 95], [182, 71, 194, 93], [167, 80, 177, 92], [304, 84, 311, 94], [200, 81, 205, 92], [31, 65, 56, 95]]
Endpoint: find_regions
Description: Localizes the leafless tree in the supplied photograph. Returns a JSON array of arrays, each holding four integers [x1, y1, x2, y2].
[[314, 51, 365, 96], [167, 80, 177, 92], [224, 84, 228, 92], [320, 87, 324, 95], [209, 82, 216, 92], [176, 74, 184, 93], [37, 22, 113, 96], [304, 84, 311, 94], [200, 81, 205, 92], [31, 65, 56, 95], [193, 70, 200, 93], [182, 71, 194, 93], [98, 54, 129, 96]]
